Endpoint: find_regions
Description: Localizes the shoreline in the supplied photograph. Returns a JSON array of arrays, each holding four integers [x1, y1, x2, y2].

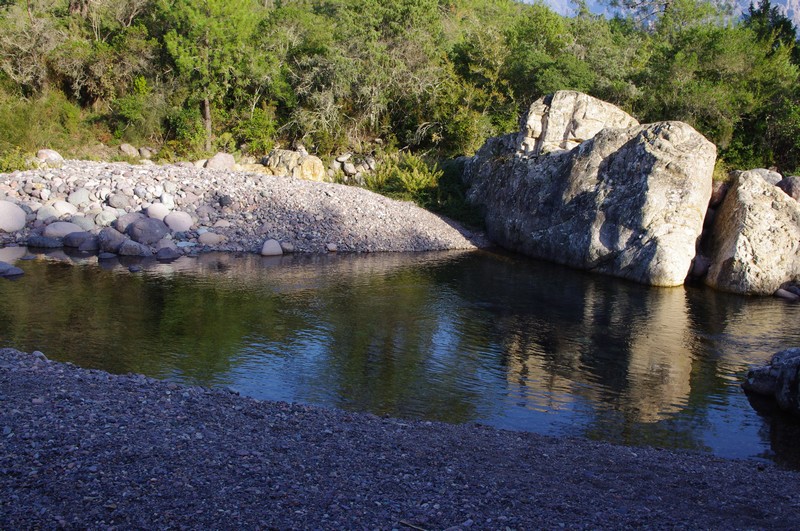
[[1, 159, 489, 257], [2, 348, 799, 529]]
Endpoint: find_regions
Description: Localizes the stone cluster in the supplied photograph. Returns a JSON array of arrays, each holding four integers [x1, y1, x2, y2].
[[0, 154, 484, 272]]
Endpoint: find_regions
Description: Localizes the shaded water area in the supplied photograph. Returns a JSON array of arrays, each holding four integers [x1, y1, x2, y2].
[[2, 246, 800, 469]]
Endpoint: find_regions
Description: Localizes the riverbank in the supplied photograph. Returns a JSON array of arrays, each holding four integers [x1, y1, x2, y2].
[[1, 348, 798, 529], [0, 160, 487, 256]]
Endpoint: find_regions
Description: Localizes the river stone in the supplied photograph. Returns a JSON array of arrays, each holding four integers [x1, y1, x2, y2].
[[53, 201, 77, 217], [520, 90, 639, 157], [705, 170, 800, 295], [777, 176, 800, 201], [94, 210, 117, 227], [160, 193, 175, 209], [464, 107, 716, 287], [120, 143, 139, 158], [127, 218, 169, 245], [36, 205, 59, 221], [114, 212, 146, 233], [67, 188, 90, 207], [205, 152, 235, 171], [146, 203, 171, 221], [198, 232, 224, 246], [156, 247, 181, 261], [35, 149, 63, 164], [743, 348, 800, 416], [118, 239, 152, 256], [0, 200, 26, 232], [27, 235, 63, 248], [263, 149, 327, 181], [69, 215, 95, 231], [108, 194, 130, 209], [98, 227, 126, 253], [0, 261, 24, 277], [261, 238, 283, 256], [164, 211, 193, 232], [62, 231, 93, 248], [43, 221, 83, 239], [78, 235, 99, 252]]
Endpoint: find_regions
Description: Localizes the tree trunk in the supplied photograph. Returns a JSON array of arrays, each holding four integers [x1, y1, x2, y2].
[[69, 0, 90, 18], [203, 97, 212, 152]]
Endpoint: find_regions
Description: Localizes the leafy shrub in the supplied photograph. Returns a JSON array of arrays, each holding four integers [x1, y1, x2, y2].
[[0, 147, 31, 173]]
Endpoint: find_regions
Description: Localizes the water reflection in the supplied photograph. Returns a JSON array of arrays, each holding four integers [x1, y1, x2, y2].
[[1, 247, 799, 467]]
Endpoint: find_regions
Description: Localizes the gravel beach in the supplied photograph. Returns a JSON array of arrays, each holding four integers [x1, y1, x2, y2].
[[1, 348, 799, 529], [0, 160, 487, 256]]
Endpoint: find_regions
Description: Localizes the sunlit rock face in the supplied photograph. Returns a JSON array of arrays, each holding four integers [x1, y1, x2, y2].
[[705, 170, 800, 295], [520, 91, 639, 157], [464, 92, 716, 287]]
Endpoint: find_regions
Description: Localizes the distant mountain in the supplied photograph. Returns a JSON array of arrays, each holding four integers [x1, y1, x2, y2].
[[534, 0, 800, 31]]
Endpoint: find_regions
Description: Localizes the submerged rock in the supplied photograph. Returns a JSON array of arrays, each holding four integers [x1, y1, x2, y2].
[[464, 92, 716, 287], [743, 348, 800, 416]]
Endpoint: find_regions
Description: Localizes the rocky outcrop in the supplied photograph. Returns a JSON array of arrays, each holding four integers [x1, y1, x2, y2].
[[261, 149, 327, 181], [704, 170, 800, 295], [743, 348, 800, 416], [464, 92, 716, 287], [519, 91, 639, 157]]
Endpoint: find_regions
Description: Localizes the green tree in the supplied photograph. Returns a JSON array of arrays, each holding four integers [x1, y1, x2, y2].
[[158, 0, 264, 152]]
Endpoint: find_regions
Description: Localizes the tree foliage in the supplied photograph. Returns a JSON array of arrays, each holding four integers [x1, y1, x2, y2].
[[0, 0, 798, 172]]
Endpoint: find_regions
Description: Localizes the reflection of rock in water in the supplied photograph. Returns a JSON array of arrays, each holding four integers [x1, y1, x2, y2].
[[503, 280, 693, 423], [746, 392, 800, 469], [624, 288, 692, 422]]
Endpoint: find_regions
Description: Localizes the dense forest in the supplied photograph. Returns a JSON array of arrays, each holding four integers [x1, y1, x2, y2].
[[0, 0, 799, 175]]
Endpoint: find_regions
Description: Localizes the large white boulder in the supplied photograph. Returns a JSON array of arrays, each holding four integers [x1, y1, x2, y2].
[[464, 93, 716, 287], [705, 170, 800, 294]]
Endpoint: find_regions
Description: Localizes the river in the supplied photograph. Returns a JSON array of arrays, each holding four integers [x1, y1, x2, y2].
[[2, 246, 799, 468]]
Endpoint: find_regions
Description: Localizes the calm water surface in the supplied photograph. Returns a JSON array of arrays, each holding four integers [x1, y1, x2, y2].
[[2, 246, 799, 468]]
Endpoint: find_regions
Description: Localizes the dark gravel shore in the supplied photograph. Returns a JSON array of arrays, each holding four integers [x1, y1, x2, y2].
[[2, 348, 799, 530]]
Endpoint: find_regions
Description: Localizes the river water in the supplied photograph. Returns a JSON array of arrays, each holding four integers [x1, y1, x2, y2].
[[2, 246, 799, 468]]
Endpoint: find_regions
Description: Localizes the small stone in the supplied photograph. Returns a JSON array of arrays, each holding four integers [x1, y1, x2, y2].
[[62, 231, 92, 248], [67, 188, 90, 207], [205, 152, 235, 170], [775, 288, 800, 301], [280, 242, 295, 253], [36, 149, 63, 163], [119, 143, 139, 158], [94, 211, 118, 227], [156, 247, 181, 261], [326, 243, 338, 252], [0, 261, 24, 277], [98, 227, 126, 253], [43, 221, 83, 239], [164, 211, 193, 232], [198, 232, 224, 246], [118, 239, 152, 256], [27, 236, 63, 248], [107, 194, 130, 209], [261, 238, 283, 256], [35, 205, 59, 222], [0, 200, 26, 232], [52, 201, 78, 217], [69, 215, 96, 231], [127, 218, 169, 245], [146, 203, 171, 221]]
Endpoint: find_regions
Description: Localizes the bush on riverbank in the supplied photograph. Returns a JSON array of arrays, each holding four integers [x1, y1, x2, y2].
[[0, 0, 798, 174]]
